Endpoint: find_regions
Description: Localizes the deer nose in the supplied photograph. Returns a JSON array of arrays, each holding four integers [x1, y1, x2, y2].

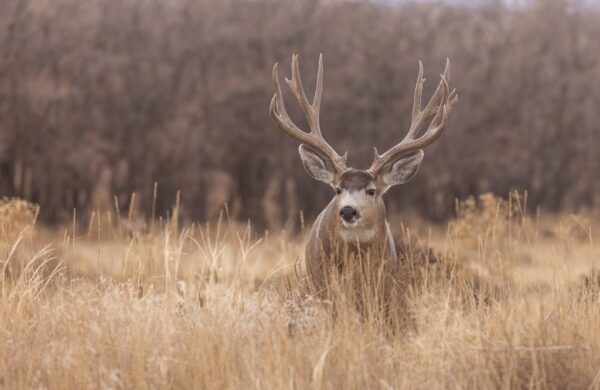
[[340, 206, 359, 222]]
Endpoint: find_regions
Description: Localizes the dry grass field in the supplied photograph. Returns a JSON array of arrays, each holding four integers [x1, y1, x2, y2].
[[2, 2, 600, 389], [2, 194, 600, 389]]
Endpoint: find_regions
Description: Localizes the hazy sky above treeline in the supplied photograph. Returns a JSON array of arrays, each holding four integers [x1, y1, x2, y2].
[[377, 0, 597, 8]]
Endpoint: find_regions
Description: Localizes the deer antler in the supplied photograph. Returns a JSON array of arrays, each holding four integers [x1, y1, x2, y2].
[[269, 54, 347, 174], [367, 59, 458, 175]]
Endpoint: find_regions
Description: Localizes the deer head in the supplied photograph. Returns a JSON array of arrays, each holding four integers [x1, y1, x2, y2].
[[269, 54, 457, 242]]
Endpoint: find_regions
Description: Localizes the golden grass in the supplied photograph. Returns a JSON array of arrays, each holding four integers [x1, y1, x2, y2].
[[2, 194, 600, 389]]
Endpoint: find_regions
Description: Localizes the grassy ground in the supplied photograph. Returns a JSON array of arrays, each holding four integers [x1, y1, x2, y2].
[[1, 194, 600, 389]]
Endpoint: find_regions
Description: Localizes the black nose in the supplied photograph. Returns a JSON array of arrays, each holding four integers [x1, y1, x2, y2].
[[340, 206, 358, 222]]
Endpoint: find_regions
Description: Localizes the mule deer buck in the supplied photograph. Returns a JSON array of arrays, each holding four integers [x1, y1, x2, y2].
[[269, 54, 457, 297]]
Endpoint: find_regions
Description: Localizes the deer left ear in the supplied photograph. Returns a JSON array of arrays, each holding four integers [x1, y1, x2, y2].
[[380, 150, 424, 191], [298, 144, 337, 184]]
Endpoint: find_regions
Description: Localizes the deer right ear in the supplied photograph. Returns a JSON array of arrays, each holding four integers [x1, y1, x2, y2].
[[298, 144, 336, 184], [380, 150, 424, 191]]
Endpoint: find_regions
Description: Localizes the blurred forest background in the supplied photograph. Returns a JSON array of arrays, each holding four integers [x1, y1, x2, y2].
[[0, 0, 599, 229]]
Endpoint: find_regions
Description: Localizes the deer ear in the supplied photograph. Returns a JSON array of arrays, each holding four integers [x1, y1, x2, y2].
[[298, 144, 336, 184], [380, 150, 424, 191]]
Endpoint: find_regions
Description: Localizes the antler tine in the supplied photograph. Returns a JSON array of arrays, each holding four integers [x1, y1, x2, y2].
[[368, 60, 455, 175], [420, 58, 451, 118], [313, 54, 323, 124], [447, 88, 458, 113], [403, 60, 451, 144], [407, 61, 425, 141], [269, 54, 346, 174], [286, 55, 315, 132], [411, 61, 425, 122]]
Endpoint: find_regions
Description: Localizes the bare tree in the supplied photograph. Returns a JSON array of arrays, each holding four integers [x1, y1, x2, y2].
[[0, 0, 598, 226]]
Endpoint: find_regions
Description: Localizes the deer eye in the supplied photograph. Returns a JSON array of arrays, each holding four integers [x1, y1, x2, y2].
[[366, 189, 376, 196], [335, 188, 342, 195]]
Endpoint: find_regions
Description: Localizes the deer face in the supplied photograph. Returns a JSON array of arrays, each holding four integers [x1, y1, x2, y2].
[[335, 170, 378, 228], [299, 145, 424, 243]]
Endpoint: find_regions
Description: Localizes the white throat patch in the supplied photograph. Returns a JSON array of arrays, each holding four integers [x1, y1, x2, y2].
[[339, 228, 376, 244]]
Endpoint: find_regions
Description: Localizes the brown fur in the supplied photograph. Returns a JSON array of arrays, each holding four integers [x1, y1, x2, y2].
[[339, 170, 374, 191]]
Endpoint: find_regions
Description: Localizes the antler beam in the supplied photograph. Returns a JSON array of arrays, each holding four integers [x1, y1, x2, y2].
[[367, 59, 458, 175], [269, 54, 347, 174]]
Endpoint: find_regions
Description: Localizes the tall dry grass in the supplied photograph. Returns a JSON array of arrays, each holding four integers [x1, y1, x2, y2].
[[1, 195, 600, 389]]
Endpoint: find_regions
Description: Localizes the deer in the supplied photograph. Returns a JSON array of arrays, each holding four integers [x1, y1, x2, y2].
[[269, 54, 457, 300]]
